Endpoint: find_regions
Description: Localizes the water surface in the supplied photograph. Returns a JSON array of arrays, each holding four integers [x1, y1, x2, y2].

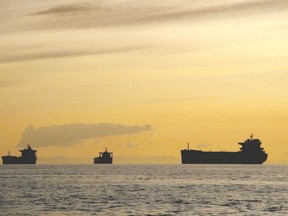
[[1, 165, 287, 215]]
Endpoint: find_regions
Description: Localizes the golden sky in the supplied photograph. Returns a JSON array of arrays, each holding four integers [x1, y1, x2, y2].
[[1, 0, 288, 164]]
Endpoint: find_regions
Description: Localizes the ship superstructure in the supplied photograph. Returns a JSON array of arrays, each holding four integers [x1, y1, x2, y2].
[[94, 148, 113, 164], [181, 135, 268, 164], [2, 145, 37, 164]]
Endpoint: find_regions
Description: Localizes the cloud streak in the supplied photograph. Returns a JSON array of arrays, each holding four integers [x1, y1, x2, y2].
[[17, 123, 153, 147], [154, 0, 288, 23], [0, 80, 12, 88], [1, 0, 286, 64], [29, 0, 288, 29], [0, 45, 153, 63], [32, 4, 93, 15]]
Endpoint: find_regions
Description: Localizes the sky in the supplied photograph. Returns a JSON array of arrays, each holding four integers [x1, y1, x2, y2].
[[1, 0, 288, 164]]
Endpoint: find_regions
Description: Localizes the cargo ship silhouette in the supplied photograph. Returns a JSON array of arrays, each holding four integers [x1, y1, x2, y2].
[[94, 148, 113, 164], [2, 144, 37, 164], [181, 135, 268, 164]]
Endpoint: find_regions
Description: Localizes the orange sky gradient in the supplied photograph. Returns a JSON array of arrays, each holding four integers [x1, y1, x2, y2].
[[1, 0, 288, 164]]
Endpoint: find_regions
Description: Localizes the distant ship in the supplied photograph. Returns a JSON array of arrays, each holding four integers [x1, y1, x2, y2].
[[2, 145, 37, 164], [94, 148, 113, 164], [181, 135, 268, 164]]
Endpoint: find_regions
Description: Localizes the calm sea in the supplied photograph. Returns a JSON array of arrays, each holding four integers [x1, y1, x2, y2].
[[0, 165, 287, 215]]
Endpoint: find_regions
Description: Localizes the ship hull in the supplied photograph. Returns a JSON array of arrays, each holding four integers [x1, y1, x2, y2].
[[94, 157, 113, 164], [2, 156, 36, 164], [181, 150, 268, 164]]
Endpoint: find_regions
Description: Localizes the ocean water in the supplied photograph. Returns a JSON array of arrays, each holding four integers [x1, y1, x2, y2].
[[0, 165, 287, 216]]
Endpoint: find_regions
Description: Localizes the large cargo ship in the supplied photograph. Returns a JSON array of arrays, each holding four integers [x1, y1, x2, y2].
[[2, 145, 37, 164], [94, 148, 113, 164], [181, 135, 268, 164]]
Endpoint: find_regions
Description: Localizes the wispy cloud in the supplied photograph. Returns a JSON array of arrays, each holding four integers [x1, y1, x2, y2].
[[195, 143, 212, 149], [119, 142, 140, 149], [32, 4, 93, 15], [0, 80, 11, 88], [0, 46, 153, 63], [155, 0, 288, 22], [17, 123, 153, 147], [29, 0, 288, 28]]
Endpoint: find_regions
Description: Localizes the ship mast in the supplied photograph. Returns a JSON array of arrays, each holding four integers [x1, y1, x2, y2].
[[187, 142, 190, 150], [250, 133, 253, 140]]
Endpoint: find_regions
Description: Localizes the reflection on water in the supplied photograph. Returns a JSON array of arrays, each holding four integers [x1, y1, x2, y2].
[[1, 165, 288, 215]]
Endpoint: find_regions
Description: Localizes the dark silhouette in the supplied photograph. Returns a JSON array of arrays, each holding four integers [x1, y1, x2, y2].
[[94, 148, 113, 164], [2, 144, 37, 164], [181, 135, 268, 164]]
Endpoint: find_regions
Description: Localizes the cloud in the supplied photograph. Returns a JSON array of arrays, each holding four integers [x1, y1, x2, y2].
[[32, 4, 93, 15], [29, 0, 288, 28], [0, 80, 11, 88], [123, 142, 140, 149], [117, 142, 140, 149], [17, 123, 153, 147], [0, 79, 20, 89], [154, 0, 288, 22], [0, 46, 152, 63], [195, 143, 212, 149]]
